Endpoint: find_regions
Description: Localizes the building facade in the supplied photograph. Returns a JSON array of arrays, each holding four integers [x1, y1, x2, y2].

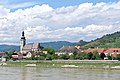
[[20, 31, 41, 53]]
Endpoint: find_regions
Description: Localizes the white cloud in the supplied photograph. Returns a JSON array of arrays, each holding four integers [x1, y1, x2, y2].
[[0, 1, 120, 44], [0, 6, 10, 17]]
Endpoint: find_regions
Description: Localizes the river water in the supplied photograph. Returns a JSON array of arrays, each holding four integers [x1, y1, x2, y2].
[[0, 67, 120, 80]]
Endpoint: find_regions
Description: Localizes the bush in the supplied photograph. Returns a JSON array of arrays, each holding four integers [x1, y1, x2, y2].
[[117, 54, 120, 61], [87, 52, 93, 60]]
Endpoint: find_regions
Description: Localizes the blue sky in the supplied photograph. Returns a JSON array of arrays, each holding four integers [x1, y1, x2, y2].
[[1, 0, 120, 10], [0, 0, 120, 45]]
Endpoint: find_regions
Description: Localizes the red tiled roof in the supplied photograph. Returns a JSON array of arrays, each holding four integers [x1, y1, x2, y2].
[[104, 48, 120, 53], [84, 48, 120, 53], [12, 55, 18, 58], [84, 48, 107, 53]]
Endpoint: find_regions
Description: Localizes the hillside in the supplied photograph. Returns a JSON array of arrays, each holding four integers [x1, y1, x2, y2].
[[2, 31, 120, 52], [0, 45, 20, 52], [41, 41, 74, 50], [0, 41, 74, 52], [83, 31, 120, 49]]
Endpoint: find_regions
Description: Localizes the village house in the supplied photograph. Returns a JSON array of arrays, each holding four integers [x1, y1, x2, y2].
[[11, 52, 23, 61], [56, 46, 81, 56], [0, 52, 8, 62], [84, 48, 107, 54], [84, 48, 120, 59]]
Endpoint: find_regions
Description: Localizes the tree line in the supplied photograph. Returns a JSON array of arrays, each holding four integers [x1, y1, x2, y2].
[[5, 48, 120, 61], [26, 48, 120, 61]]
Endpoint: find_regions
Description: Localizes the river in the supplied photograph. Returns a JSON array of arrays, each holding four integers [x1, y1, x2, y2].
[[0, 67, 120, 80]]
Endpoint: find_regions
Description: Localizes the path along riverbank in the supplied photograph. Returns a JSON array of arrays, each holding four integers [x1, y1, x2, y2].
[[4, 60, 120, 70]]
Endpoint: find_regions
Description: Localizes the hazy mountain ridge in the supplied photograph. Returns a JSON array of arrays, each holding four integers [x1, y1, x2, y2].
[[0, 41, 74, 52], [41, 41, 74, 50], [0, 31, 120, 52], [0, 45, 20, 52]]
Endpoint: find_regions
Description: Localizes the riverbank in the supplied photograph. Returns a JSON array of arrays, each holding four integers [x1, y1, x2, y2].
[[4, 60, 120, 70]]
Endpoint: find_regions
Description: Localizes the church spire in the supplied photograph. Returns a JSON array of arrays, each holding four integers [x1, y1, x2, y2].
[[20, 31, 26, 52], [22, 31, 24, 37]]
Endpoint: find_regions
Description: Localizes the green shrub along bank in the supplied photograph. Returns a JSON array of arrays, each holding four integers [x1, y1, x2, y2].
[[25, 51, 120, 61]]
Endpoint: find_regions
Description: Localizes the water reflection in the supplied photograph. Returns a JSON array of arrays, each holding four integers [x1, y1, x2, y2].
[[0, 67, 120, 80]]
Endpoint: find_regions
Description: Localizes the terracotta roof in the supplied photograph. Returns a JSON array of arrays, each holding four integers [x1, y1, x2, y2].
[[84, 48, 107, 53], [12, 55, 18, 58], [104, 48, 120, 53], [84, 48, 120, 53]]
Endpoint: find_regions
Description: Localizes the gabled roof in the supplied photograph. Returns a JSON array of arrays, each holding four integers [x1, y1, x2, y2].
[[84, 48, 120, 53], [58, 46, 80, 52], [32, 43, 40, 49], [0, 52, 7, 57], [22, 43, 40, 51], [104, 48, 120, 53], [84, 48, 107, 53]]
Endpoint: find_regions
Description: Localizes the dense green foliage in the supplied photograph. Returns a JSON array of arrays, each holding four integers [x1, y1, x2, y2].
[[25, 48, 120, 61], [83, 32, 120, 49], [42, 48, 55, 55]]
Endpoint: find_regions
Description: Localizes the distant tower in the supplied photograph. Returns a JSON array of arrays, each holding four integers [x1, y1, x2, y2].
[[20, 31, 26, 52]]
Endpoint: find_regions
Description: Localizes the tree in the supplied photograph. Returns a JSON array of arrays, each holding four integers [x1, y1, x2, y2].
[[46, 53, 53, 60], [69, 55, 75, 60], [37, 56, 45, 60], [92, 51, 100, 60], [59, 53, 70, 60], [52, 54, 59, 60], [42, 48, 55, 55], [107, 53, 112, 60], [6, 50, 16, 59], [117, 54, 120, 61], [75, 52, 87, 60], [100, 53, 106, 60], [73, 51, 78, 56], [87, 52, 93, 60]]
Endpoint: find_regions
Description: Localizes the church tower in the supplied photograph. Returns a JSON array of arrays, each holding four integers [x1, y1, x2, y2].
[[20, 31, 26, 52]]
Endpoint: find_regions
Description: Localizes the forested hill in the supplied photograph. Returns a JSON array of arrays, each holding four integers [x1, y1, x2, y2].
[[83, 31, 120, 49], [0, 41, 74, 52], [41, 41, 74, 50], [1, 31, 120, 51], [0, 45, 20, 52]]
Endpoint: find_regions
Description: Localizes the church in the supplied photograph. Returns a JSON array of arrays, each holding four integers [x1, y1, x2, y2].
[[20, 31, 41, 53], [11, 31, 42, 60]]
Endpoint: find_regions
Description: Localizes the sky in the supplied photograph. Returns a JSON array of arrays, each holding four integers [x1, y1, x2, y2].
[[0, 0, 120, 45]]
